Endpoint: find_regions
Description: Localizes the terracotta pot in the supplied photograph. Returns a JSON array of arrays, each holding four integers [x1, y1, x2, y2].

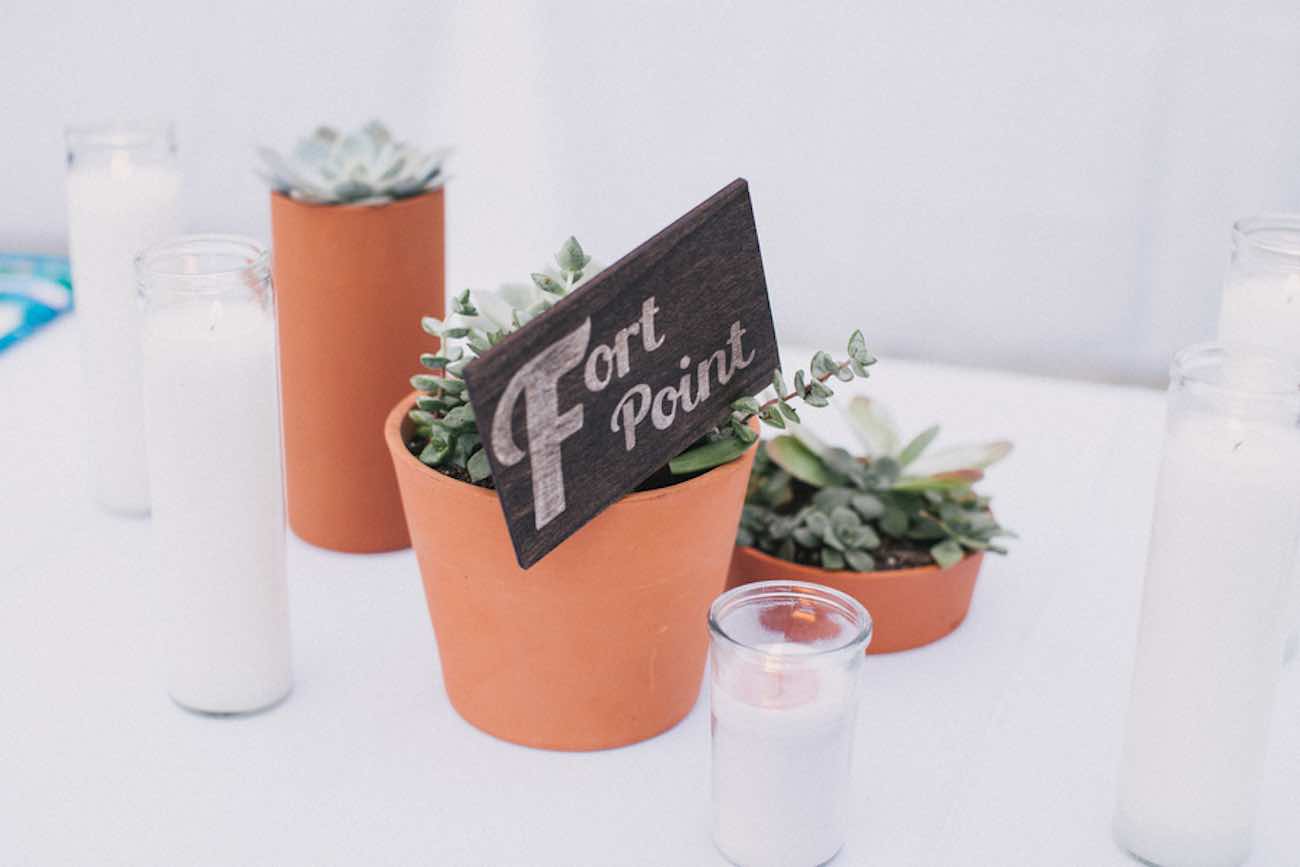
[[727, 546, 984, 653], [271, 190, 444, 553], [384, 392, 757, 751]]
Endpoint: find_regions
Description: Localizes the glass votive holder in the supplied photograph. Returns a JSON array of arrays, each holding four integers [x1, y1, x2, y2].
[[136, 235, 292, 715], [708, 580, 872, 867], [65, 121, 180, 514], [1218, 215, 1300, 663], [1115, 342, 1300, 866]]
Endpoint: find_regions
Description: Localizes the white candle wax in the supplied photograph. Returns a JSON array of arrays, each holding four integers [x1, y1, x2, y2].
[[66, 158, 180, 513], [1115, 410, 1300, 866], [141, 299, 291, 713], [712, 645, 858, 867], [1218, 272, 1300, 661]]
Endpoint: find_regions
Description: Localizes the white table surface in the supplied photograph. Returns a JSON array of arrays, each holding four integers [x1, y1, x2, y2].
[[3, 319, 1298, 867]]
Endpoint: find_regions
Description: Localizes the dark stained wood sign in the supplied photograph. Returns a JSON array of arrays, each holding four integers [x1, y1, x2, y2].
[[462, 179, 780, 568]]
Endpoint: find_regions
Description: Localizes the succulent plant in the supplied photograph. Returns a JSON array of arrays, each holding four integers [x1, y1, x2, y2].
[[738, 398, 1013, 571], [257, 121, 447, 205], [407, 237, 874, 487]]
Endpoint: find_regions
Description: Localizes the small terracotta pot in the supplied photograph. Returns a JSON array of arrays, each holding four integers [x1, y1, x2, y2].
[[271, 190, 444, 553], [727, 546, 984, 653], [385, 392, 757, 751]]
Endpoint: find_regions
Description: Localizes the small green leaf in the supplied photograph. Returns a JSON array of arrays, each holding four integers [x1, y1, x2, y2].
[[844, 550, 875, 572], [418, 435, 450, 466], [930, 539, 965, 569], [556, 236, 590, 272], [669, 436, 750, 474], [765, 436, 834, 487], [881, 505, 909, 537], [803, 390, 829, 408], [531, 272, 565, 295], [731, 396, 761, 415], [810, 351, 836, 377], [411, 374, 441, 392], [421, 316, 444, 336], [792, 527, 819, 547], [772, 369, 788, 396], [442, 404, 476, 430], [821, 548, 846, 570], [408, 409, 437, 426], [759, 405, 786, 429], [848, 493, 882, 519], [778, 401, 800, 423], [898, 425, 941, 467], [420, 353, 451, 370], [415, 396, 447, 413], [434, 377, 466, 394], [847, 330, 874, 366], [467, 448, 492, 481], [443, 327, 471, 339]]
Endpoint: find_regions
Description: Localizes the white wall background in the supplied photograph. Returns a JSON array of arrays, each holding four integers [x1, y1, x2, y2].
[[7, 0, 1300, 384]]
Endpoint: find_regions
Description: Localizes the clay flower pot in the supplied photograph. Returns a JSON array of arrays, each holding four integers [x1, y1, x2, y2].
[[271, 190, 444, 553], [384, 392, 758, 751], [727, 545, 984, 653]]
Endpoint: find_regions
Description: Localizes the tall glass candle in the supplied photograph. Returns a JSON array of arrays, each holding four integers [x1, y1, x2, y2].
[[137, 236, 291, 714], [1218, 215, 1300, 662], [1115, 343, 1300, 866], [65, 122, 181, 514], [709, 581, 872, 867]]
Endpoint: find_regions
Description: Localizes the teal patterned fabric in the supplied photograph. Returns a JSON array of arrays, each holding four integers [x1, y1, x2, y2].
[[0, 254, 73, 353]]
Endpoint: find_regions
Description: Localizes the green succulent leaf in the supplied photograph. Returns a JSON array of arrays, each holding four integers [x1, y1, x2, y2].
[[898, 425, 941, 467], [669, 436, 752, 475], [531, 272, 565, 295], [766, 435, 834, 487], [556, 236, 590, 272], [930, 539, 965, 569], [467, 447, 492, 481], [821, 548, 846, 570], [851, 493, 885, 519], [844, 550, 875, 572]]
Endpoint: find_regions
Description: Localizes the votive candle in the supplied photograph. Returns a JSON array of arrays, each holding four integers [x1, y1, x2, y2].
[[709, 580, 872, 867], [1217, 214, 1300, 662], [137, 236, 291, 714], [1115, 343, 1300, 866], [65, 122, 181, 514]]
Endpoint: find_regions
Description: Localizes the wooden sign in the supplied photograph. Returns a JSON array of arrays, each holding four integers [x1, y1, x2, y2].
[[462, 179, 779, 568]]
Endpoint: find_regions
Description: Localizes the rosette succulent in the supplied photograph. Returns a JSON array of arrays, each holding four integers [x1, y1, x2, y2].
[[738, 398, 1013, 571], [257, 121, 447, 205], [407, 237, 876, 488]]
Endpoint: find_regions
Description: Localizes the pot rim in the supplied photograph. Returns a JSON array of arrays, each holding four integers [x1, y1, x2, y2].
[[384, 390, 758, 507], [270, 186, 444, 211], [733, 542, 981, 582]]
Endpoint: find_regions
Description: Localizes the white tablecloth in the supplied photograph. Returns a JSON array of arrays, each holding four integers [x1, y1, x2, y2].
[[3, 321, 1297, 865]]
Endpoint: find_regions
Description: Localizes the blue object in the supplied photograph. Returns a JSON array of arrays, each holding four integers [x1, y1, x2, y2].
[[0, 253, 73, 354]]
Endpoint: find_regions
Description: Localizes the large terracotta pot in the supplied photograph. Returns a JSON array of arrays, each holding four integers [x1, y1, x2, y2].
[[271, 190, 444, 553], [384, 392, 757, 751], [728, 545, 984, 653]]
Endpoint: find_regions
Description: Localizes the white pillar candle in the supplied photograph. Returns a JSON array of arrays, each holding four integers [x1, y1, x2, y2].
[[1115, 343, 1300, 866], [709, 582, 871, 867], [1218, 217, 1300, 661], [65, 123, 181, 514], [138, 237, 291, 714]]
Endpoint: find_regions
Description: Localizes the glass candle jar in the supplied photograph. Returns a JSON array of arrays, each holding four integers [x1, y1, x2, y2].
[[1114, 342, 1300, 866], [65, 121, 181, 514], [1217, 214, 1300, 662], [136, 236, 292, 714], [709, 580, 872, 867]]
